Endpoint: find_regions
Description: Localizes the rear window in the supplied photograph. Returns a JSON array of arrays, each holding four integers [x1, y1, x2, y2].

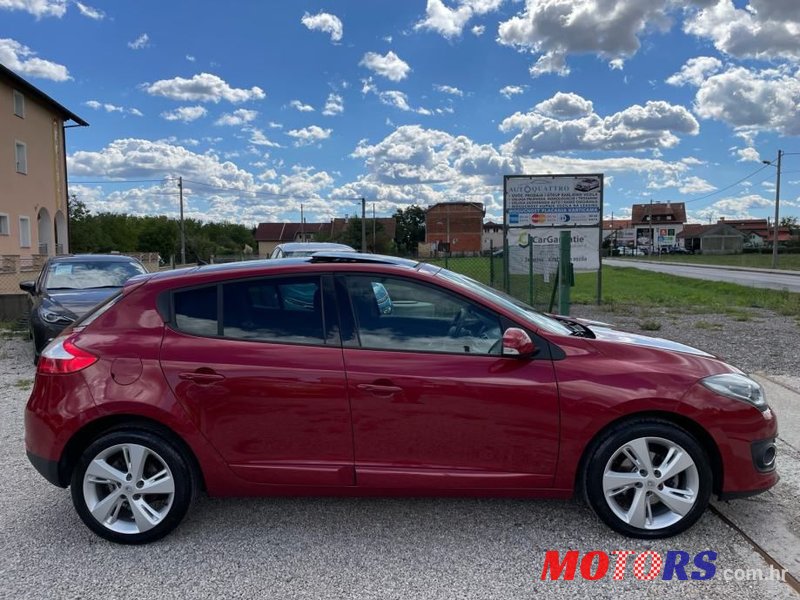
[[174, 285, 218, 336]]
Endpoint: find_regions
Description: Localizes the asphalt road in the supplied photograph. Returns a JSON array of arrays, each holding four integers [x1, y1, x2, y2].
[[604, 259, 800, 292], [1, 336, 798, 599]]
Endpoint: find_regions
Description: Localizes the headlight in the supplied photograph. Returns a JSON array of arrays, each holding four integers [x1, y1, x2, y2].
[[701, 373, 767, 411], [40, 307, 74, 325]]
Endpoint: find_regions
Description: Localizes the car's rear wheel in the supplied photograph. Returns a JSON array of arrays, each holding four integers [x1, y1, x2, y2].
[[584, 420, 712, 538], [71, 430, 194, 544]]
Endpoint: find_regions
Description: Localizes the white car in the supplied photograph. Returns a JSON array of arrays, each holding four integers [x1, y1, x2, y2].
[[269, 242, 355, 259]]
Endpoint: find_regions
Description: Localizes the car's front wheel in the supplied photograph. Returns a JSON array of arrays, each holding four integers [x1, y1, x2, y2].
[[584, 419, 712, 538], [71, 429, 194, 544]]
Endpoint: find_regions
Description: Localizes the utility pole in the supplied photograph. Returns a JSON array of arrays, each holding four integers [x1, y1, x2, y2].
[[361, 197, 366, 252], [372, 202, 376, 253], [178, 176, 186, 265], [300, 204, 304, 242], [772, 149, 782, 269], [649, 198, 654, 256]]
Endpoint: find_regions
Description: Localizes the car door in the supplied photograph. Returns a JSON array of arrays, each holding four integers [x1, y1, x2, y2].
[[159, 273, 354, 487], [338, 273, 560, 489]]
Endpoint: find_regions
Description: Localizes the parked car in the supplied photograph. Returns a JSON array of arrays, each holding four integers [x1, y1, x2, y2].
[[574, 177, 600, 192], [269, 241, 355, 259], [668, 247, 693, 255], [19, 254, 147, 361], [25, 253, 777, 543]]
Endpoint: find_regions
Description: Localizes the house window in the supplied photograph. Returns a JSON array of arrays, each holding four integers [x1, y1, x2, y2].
[[15, 141, 27, 174], [13, 90, 25, 118], [0, 214, 9, 235], [19, 216, 31, 248]]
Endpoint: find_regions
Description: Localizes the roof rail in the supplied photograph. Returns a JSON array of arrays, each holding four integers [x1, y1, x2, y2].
[[308, 252, 418, 267]]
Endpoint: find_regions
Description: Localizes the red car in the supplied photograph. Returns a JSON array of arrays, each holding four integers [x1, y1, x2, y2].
[[25, 254, 777, 544]]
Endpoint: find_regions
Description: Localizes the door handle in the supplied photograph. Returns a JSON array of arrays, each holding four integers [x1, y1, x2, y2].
[[357, 383, 403, 395], [179, 370, 225, 384]]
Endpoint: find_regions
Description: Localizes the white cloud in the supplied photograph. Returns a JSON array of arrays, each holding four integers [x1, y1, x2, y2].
[[215, 109, 258, 126], [678, 176, 716, 194], [0, 38, 70, 81], [666, 56, 722, 87], [499, 84, 526, 98], [736, 147, 761, 162], [684, 0, 800, 62], [289, 99, 315, 112], [359, 51, 411, 81], [695, 194, 774, 220], [84, 100, 143, 116], [498, 0, 674, 75], [301, 11, 343, 43], [75, 2, 103, 20], [471, 24, 485, 36], [322, 93, 344, 116], [415, 0, 504, 39], [68, 138, 257, 187], [692, 66, 800, 135], [500, 92, 699, 155], [128, 33, 150, 50], [287, 125, 333, 146], [246, 128, 282, 148], [160, 106, 208, 123], [534, 91, 593, 118], [0, 0, 66, 18], [378, 90, 413, 112], [434, 84, 464, 96], [186, 54, 195, 62], [143, 73, 266, 103]]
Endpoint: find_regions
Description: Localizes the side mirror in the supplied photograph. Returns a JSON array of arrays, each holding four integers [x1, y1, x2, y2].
[[502, 327, 536, 358], [19, 280, 35, 294]]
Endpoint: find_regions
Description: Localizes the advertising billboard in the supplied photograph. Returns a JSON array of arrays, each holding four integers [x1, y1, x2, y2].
[[504, 174, 603, 275]]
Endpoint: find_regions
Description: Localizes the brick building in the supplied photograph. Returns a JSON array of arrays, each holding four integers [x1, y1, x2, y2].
[[424, 202, 484, 254]]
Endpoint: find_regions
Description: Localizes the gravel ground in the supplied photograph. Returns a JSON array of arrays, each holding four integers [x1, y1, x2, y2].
[[1, 314, 799, 599]]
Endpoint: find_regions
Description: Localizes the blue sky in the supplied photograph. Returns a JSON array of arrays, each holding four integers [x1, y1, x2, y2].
[[2, 0, 798, 226]]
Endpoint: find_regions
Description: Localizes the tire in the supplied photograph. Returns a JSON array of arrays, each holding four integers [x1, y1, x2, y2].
[[583, 419, 712, 539], [70, 429, 195, 544]]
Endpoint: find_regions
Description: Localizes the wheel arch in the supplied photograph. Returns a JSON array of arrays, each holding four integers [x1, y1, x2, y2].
[[57, 414, 206, 491], [574, 410, 723, 497]]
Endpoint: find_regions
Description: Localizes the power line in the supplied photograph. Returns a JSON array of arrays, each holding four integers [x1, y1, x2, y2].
[[181, 178, 363, 202], [683, 163, 771, 204], [69, 178, 175, 184]]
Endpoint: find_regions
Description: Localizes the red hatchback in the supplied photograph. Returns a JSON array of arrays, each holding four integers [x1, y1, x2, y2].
[[25, 254, 778, 543]]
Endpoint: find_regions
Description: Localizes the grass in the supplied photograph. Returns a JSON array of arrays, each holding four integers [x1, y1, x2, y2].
[[615, 252, 800, 271], [14, 378, 33, 390], [422, 256, 800, 317], [638, 320, 662, 331]]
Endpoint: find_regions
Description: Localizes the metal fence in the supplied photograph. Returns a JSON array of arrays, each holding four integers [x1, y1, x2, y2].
[[415, 244, 560, 312]]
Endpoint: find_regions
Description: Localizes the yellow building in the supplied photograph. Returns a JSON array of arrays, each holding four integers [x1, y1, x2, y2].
[[0, 64, 87, 260]]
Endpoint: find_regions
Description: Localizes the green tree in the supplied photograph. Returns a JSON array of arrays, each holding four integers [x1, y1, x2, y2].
[[394, 205, 426, 255]]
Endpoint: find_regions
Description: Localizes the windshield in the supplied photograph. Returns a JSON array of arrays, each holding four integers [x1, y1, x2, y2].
[[45, 260, 147, 291], [435, 268, 573, 336]]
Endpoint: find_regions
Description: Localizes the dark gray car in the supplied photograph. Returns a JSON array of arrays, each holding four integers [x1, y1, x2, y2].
[[20, 254, 147, 360]]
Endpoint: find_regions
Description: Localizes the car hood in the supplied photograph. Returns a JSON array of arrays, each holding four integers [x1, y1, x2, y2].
[[589, 326, 714, 358], [46, 288, 119, 317]]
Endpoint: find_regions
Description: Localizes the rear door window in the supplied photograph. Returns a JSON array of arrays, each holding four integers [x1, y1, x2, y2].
[[173, 285, 218, 336], [221, 276, 332, 345]]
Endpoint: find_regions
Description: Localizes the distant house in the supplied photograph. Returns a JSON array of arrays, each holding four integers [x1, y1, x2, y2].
[[482, 221, 503, 252], [719, 218, 792, 248], [602, 218, 634, 246], [631, 202, 686, 250], [254, 217, 397, 255], [1, 65, 88, 260], [678, 223, 745, 254], [424, 202, 484, 255]]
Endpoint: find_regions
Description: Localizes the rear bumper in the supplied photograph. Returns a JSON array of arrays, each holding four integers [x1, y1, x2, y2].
[[26, 451, 65, 487]]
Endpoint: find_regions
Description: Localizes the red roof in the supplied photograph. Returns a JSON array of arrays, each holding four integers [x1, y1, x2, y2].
[[631, 202, 686, 224], [255, 218, 397, 242]]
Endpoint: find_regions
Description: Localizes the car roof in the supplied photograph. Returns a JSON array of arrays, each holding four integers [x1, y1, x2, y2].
[[275, 242, 356, 252], [135, 253, 421, 287], [48, 254, 143, 263]]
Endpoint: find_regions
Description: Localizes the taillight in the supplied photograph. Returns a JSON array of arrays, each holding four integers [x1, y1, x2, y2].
[[37, 335, 98, 374]]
